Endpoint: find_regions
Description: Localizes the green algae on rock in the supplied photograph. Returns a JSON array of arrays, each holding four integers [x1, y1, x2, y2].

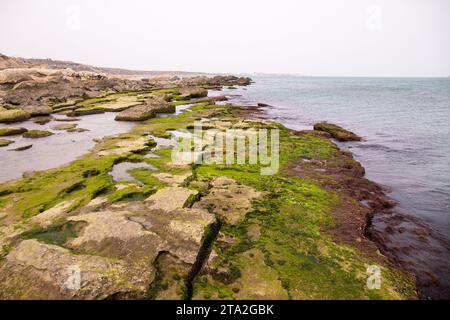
[[7, 144, 32, 151], [23, 130, 54, 138], [0, 127, 28, 136], [0, 109, 30, 123], [313, 122, 362, 142], [51, 123, 77, 131], [0, 139, 14, 147], [115, 96, 175, 121]]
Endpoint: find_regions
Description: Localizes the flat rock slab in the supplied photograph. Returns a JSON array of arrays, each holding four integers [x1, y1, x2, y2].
[[152, 172, 192, 186], [0, 127, 27, 136], [145, 186, 197, 212], [51, 123, 78, 131], [23, 129, 53, 138], [98, 136, 153, 156], [0, 109, 30, 123], [313, 122, 361, 142], [0, 239, 148, 299], [7, 144, 32, 151], [68, 210, 164, 263], [179, 87, 208, 99], [31, 199, 77, 227], [115, 96, 174, 121], [0, 139, 14, 147], [193, 177, 261, 225]]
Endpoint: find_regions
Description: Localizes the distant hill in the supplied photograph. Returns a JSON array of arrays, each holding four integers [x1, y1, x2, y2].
[[0, 53, 206, 78]]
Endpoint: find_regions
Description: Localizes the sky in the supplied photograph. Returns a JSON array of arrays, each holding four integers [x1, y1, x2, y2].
[[0, 0, 449, 77]]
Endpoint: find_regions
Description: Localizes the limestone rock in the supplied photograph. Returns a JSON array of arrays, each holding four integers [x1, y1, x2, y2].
[[51, 123, 77, 131], [0, 127, 28, 136], [145, 186, 197, 212], [151, 172, 192, 186], [193, 177, 261, 225], [179, 87, 208, 99], [0, 239, 147, 299], [23, 129, 53, 138], [0, 139, 14, 147], [0, 109, 30, 123], [115, 96, 174, 121], [22, 105, 52, 116], [313, 122, 361, 142], [31, 200, 77, 227]]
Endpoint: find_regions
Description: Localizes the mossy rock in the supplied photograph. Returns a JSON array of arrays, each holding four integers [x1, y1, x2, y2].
[[0, 109, 30, 123], [23, 130, 54, 138], [67, 128, 89, 133], [33, 116, 52, 125], [0, 139, 14, 147], [313, 122, 361, 141], [8, 144, 32, 151], [0, 127, 28, 136], [51, 123, 77, 131]]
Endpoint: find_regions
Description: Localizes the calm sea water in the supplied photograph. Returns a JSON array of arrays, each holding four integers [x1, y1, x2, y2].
[[223, 75, 450, 238]]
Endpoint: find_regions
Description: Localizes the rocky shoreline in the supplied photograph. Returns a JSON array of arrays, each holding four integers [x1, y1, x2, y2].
[[0, 55, 417, 299]]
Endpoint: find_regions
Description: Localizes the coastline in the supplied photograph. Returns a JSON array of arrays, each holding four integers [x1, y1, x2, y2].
[[0, 79, 418, 299], [241, 98, 449, 299]]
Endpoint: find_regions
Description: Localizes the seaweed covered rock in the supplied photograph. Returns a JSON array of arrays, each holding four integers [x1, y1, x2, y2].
[[0, 239, 148, 299], [0, 127, 28, 136], [22, 105, 52, 116], [179, 87, 208, 99], [0, 139, 14, 147], [0, 109, 30, 123], [23, 130, 53, 138], [313, 122, 361, 141], [115, 96, 174, 121], [51, 123, 77, 131]]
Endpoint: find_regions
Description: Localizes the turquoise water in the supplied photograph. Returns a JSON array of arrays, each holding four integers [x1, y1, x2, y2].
[[224, 75, 450, 236]]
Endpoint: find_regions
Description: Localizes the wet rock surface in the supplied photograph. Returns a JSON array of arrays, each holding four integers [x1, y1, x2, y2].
[[115, 96, 174, 121], [313, 122, 362, 141]]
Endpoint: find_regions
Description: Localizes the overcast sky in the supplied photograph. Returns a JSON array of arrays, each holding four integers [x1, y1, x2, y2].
[[1, 0, 449, 76]]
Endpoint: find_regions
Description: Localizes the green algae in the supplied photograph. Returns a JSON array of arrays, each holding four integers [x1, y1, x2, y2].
[[0, 88, 417, 300], [23, 130, 53, 138]]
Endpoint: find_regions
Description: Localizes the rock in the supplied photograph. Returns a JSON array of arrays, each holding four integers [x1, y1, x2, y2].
[[67, 128, 89, 133], [145, 187, 198, 212], [22, 105, 52, 116], [179, 87, 208, 99], [115, 97, 174, 121], [152, 172, 192, 186], [22, 171, 36, 178], [54, 117, 80, 122], [313, 122, 361, 142], [70, 107, 105, 116], [0, 139, 14, 147], [33, 116, 52, 125], [0, 239, 148, 299], [30, 200, 77, 227], [0, 127, 28, 136], [7, 144, 32, 151], [226, 249, 289, 299], [0, 109, 30, 123], [257, 102, 271, 107], [193, 177, 261, 225], [23, 129, 53, 138], [98, 136, 155, 156], [51, 123, 77, 131]]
